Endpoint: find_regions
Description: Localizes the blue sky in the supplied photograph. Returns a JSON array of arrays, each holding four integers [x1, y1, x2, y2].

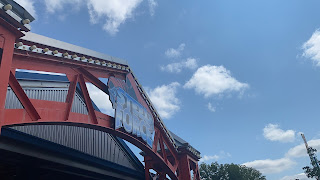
[[15, 0, 320, 179]]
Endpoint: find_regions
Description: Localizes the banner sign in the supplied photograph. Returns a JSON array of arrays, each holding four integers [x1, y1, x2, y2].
[[108, 76, 155, 147]]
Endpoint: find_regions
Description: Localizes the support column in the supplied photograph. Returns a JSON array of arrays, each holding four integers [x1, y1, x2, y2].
[[0, 33, 15, 108], [0, 21, 22, 132], [177, 154, 191, 180], [144, 157, 152, 180], [193, 163, 201, 180], [158, 172, 166, 180]]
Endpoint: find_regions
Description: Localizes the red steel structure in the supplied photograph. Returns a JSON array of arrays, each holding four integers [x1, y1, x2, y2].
[[0, 1, 200, 180]]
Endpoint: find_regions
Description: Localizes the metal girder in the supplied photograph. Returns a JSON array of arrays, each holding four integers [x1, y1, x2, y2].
[[64, 74, 78, 121], [73, 67, 109, 95], [159, 135, 168, 164], [8, 71, 40, 121], [78, 74, 98, 124], [0, 18, 201, 180]]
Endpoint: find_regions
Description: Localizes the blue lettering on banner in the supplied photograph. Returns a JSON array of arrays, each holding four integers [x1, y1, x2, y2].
[[109, 87, 155, 147]]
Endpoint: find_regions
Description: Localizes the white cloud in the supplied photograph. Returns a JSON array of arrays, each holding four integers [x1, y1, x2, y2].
[[148, 0, 157, 16], [15, 0, 37, 17], [280, 173, 310, 180], [207, 102, 216, 112], [243, 158, 296, 174], [244, 134, 320, 176], [44, 0, 63, 12], [263, 124, 296, 143], [302, 29, 320, 66], [184, 65, 249, 98], [44, 0, 82, 13], [41, 0, 143, 35], [86, 83, 114, 116], [199, 151, 231, 163], [184, 58, 198, 69], [17, 0, 156, 35], [161, 62, 182, 73], [146, 82, 180, 119], [161, 58, 198, 73], [199, 155, 219, 163], [165, 43, 185, 58], [87, 0, 143, 35], [286, 139, 320, 158]]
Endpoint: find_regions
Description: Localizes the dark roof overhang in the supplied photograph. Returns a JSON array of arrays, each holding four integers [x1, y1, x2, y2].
[[0, 0, 35, 31]]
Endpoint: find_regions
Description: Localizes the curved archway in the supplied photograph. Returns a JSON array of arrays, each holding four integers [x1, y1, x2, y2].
[[3, 120, 177, 179]]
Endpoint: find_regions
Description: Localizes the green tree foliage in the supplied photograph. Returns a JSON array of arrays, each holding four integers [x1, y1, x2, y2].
[[302, 147, 320, 179], [200, 162, 266, 180]]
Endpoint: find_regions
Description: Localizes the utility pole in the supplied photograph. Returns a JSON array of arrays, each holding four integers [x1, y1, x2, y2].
[[301, 133, 320, 180]]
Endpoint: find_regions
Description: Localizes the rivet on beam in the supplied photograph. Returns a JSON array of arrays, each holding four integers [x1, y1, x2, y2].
[[80, 56, 86, 61], [72, 54, 78, 59], [15, 42, 23, 48], [63, 52, 69, 57], [95, 60, 100, 64], [52, 50, 59, 55], [22, 19, 30, 25], [42, 48, 49, 53], [3, 4, 12, 11], [29, 45, 37, 51]]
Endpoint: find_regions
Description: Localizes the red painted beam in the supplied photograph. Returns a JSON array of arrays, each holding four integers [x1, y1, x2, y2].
[[64, 74, 78, 121], [0, 18, 24, 134], [8, 71, 40, 121], [78, 74, 98, 124], [153, 128, 160, 153], [166, 141, 178, 170], [177, 154, 191, 180], [12, 51, 127, 79], [194, 163, 201, 180], [159, 135, 168, 163], [0, 25, 19, 110], [0, 17, 24, 37], [73, 67, 109, 95], [144, 157, 151, 180]]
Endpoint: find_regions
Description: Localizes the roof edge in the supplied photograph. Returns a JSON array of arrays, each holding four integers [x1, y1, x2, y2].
[[20, 32, 128, 65]]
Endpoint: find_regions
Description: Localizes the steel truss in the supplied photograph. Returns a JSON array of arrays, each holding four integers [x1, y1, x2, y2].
[[0, 17, 200, 180]]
